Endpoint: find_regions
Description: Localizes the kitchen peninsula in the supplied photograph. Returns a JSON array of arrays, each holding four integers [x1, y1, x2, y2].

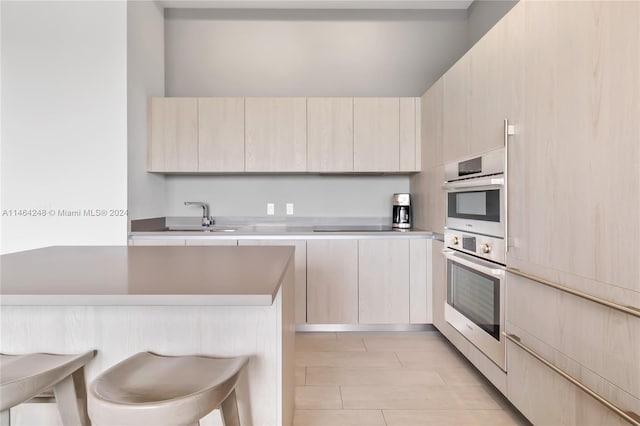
[[0, 245, 295, 426]]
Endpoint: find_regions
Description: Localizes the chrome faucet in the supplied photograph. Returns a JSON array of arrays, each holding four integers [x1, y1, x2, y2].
[[184, 201, 214, 227]]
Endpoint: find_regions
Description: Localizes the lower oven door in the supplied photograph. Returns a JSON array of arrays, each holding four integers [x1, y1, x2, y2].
[[443, 249, 506, 371]]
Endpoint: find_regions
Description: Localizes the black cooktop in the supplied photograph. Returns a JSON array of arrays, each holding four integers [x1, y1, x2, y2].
[[313, 225, 405, 232]]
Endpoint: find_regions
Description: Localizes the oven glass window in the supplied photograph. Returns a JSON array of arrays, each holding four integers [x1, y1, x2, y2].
[[447, 260, 500, 340], [457, 192, 486, 215], [448, 189, 500, 222]]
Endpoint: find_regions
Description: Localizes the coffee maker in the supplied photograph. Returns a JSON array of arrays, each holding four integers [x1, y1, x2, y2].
[[392, 193, 411, 229]]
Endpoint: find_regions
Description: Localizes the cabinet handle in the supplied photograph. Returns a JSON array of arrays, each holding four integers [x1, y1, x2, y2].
[[507, 268, 640, 319], [503, 119, 514, 254], [504, 333, 640, 426]]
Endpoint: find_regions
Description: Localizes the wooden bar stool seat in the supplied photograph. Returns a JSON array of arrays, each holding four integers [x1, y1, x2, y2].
[[88, 352, 249, 426], [0, 350, 97, 426]]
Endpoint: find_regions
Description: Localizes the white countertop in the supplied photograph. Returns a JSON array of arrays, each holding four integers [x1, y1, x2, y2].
[[0, 246, 294, 306], [129, 217, 435, 240], [129, 226, 433, 240]]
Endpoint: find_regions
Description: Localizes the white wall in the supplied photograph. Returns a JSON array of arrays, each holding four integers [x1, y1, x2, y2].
[[164, 9, 470, 96], [0, 1, 128, 254], [165, 175, 409, 218], [127, 1, 166, 223]]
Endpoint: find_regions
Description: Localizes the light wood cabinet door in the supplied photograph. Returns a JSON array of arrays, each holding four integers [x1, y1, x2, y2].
[[409, 239, 430, 324], [430, 240, 446, 331], [508, 0, 640, 293], [239, 239, 307, 324], [245, 97, 307, 172], [358, 239, 410, 324], [353, 98, 400, 172], [307, 97, 353, 172], [422, 79, 444, 170], [198, 98, 245, 172], [507, 339, 631, 426], [410, 81, 443, 231], [306, 239, 358, 324], [507, 272, 640, 407], [468, 4, 523, 157], [148, 97, 198, 172], [399, 97, 420, 172], [442, 55, 470, 164]]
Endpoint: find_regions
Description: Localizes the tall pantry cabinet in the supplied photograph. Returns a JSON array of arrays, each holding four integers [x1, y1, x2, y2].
[[506, 1, 640, 424], [417, 1, 640, 424]]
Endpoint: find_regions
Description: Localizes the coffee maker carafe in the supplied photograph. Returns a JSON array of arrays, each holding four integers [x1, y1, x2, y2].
[[392, 193, 411, 229]]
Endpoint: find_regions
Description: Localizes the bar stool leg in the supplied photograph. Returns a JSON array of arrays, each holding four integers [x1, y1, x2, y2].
[[53, 369, 90, 426], [220, 389, 240, 426], [0, 410, 10, 426]]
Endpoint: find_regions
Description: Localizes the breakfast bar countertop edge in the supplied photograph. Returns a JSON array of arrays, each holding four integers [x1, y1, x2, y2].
[[0, 245, 295, 306]]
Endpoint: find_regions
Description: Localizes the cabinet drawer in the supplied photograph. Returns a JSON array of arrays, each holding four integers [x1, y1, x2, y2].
[[507, 272, 640, 400], [507, 335, 638, 426]]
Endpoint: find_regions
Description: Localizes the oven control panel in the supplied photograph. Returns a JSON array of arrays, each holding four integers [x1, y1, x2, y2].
[[445, 229, 505, 265]]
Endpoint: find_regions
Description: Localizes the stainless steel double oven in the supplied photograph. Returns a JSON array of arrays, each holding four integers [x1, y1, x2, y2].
[[443, 147, 507, 371]]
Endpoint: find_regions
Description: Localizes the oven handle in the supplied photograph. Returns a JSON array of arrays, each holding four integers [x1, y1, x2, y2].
[[442, 249, 505, 277], [442, 176, 504, 191]]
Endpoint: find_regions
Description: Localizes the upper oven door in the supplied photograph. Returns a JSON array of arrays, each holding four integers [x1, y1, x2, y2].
[[444, 177, 505, 238]]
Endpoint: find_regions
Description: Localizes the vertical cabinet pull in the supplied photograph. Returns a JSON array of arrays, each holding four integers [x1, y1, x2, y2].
[[503, 119, 512, 254]]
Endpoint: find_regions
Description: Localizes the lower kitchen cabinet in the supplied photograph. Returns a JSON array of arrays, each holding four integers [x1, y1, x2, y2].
[[129, 236, 433, 326], [239, 239, 307, 324], [358, 239, 410, 324], [306, 239, 358, 324], [505, 271, 640, 424], [507, 339, 631, 426], [430, 239, 446, 330], [409, 239, 430, 324]]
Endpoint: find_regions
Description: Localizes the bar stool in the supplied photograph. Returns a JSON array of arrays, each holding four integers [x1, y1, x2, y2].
[[88, 352, 249, 426], [0, 350, 97, 426]]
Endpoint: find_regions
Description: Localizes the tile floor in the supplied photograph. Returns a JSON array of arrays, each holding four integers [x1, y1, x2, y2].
[[294, 331, 530, 426]]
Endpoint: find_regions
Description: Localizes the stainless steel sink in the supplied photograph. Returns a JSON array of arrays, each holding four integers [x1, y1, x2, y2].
[[166, 226, 238, 233]]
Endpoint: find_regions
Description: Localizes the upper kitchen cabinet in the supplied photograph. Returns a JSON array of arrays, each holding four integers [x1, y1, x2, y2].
[[354, 97, 399, 172], [148, 97, 198, 172], [149, 96, 421, 174], [441, 3, 523, 164], [442, 55, 471, 164], [307, 97, 354, 172], [245, 97, 307, 172], [400, 97, 421, 172], [469, 3, 523, 156], [353, 97, 420, 172], [198, 98, 245, 172], [421, 79, 444, 170], [410, 79, 444, 231]]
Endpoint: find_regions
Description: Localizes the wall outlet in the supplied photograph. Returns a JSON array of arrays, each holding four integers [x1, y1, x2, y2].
[[286, 203, 294, 215], [267, 203, 275, 215]]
